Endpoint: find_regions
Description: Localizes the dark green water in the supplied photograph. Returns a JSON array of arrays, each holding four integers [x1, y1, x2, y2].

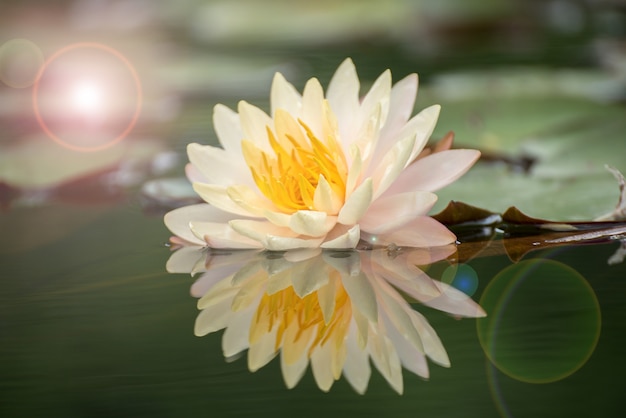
[[1, 202, 624, 417]]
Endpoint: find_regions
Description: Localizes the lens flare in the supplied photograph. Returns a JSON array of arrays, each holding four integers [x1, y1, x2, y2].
[[477, 259, 601, 384], [32, 42, 142, 152]]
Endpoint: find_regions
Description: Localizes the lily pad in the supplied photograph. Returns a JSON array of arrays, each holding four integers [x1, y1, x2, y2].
[[421, 74, 626, 220]]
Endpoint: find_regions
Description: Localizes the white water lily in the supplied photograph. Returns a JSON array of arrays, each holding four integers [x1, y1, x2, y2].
[[168, 247, 486, 394], [164, 58, 480, 250]]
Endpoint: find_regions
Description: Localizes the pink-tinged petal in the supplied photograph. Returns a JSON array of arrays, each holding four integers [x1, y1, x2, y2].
[[301, 77, 324, 138], [321, 224, 360, 249], [422, 281, 487, 318], [379, 73, 418, 142], [187, 143, 251, 186], [313, 174, 343, 214], [359, 191, 438, 234], [369, 276, 425, 353], [359, 69, 391, 135], [367, 332, 404, 395], [270, 72, 302, 117], [337, 178, 373, 225], [192, 183, 256, 217], [185, 163, 206, 183], [407, 310, 450, 367], [369, 252, 441, 299], [381, 311, 429, 379], [385, 149, 482, 195], [189, 221, 262, 249], [326, 58, 360, 143], [366, 104, 439, 177], [376, 216, 457, 247], [213, 104, 244, 154], [289, 211, 337, 237], [370, 133, 415, 199], [405, 104, 441, 164], [238, 100, 273, 152], [164, 203, 236, 246]]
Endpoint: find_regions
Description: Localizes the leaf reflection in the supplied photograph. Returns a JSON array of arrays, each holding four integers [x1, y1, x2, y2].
[[167, 247, 485, 394]]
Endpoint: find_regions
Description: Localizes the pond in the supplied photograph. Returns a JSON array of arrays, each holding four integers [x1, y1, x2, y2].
[[1, 1, 625, 417]]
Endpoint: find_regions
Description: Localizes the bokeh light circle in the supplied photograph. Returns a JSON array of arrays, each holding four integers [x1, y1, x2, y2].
[[0, 38, 44, 88], [442, 263, 479, 297], [477, 259, 601, 384], [32, 42, 142, 152]]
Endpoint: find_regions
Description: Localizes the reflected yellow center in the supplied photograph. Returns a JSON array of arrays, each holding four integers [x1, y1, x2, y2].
[[242, 107, 347, 213], [250, 274, 351, 357]]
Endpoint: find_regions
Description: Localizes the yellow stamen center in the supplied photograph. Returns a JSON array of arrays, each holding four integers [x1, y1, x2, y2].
[[242, 107, 347, 213]]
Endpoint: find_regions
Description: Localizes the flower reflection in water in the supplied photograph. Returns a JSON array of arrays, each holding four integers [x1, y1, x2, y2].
[[167, 246, 485, 394]]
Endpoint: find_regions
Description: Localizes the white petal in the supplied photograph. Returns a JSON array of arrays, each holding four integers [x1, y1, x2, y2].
[[227, 184, 278, 216], [166, 246, 205, 274], [189, 221, 262, 249], [288, 211, 336, 237], [271, 72, 302, 117], [281, 349, 310, 389], [289, 257, 328, 298], [248, 327, 279, 372], [342, 271, 377, 323], [377, 216, 457, 247], [343, 324, 371, 394], [345, 144, 363, 196], [222, 303, 258, 357], [317, 279, 337, 324], [301, 77, 325, 138], [360, 191, 438, 235], [194, 296, 235, 336], [229, 219, 324, 250], [385, 149, 482, 195], [213, 104, 244, 154], [238, 101, 273, 152], [321, 224, 360, 249], [310, 343, 335, 392], [187, 143, 251, 186], [337, 178, 373, 225], [326, 58, 360, 143], [192, 183, 255, 217], [185, 163, 206, 183], [313, 174, 343, 214], [164, 203, 235, 246]]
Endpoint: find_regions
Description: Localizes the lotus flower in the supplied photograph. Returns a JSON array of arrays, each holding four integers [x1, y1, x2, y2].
[[167, 247, 486, 394], [164, 58, 480, 250]]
